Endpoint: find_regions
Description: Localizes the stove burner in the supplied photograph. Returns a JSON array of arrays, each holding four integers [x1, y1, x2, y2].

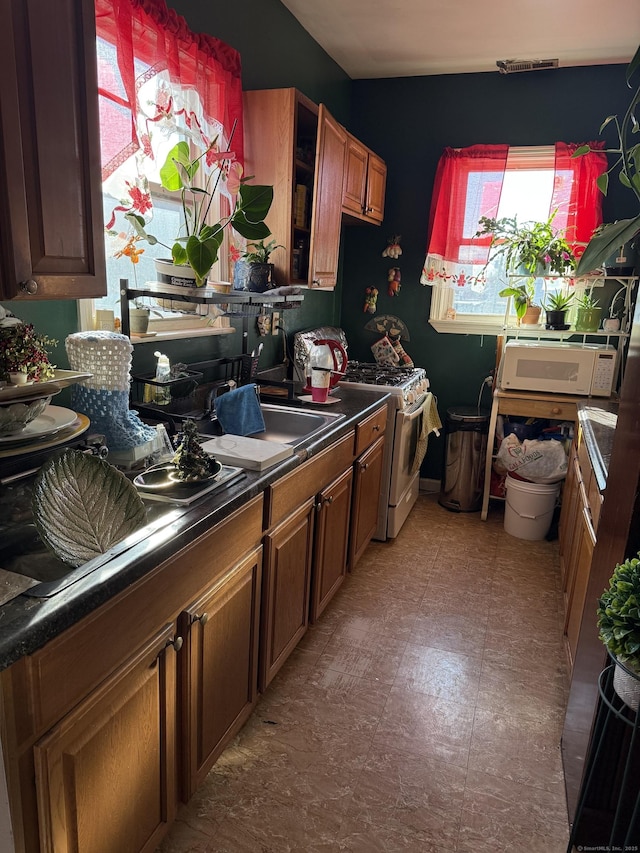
[[342, 361, 421, 387]]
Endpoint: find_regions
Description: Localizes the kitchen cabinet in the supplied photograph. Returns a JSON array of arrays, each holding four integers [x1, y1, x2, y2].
[[559, 430, 602, 669], [0, 0, 106, 300], [33, 626, 178, 853], [342, 134, 386, 224], [0, 495, 264, 853], [180, 547, 262, 800], [243, 88, 346, 290], [310, 467, 353, 622], [350, 434, 386, 569], [260, 498, 315, 690], [261, 430, 356, 687]]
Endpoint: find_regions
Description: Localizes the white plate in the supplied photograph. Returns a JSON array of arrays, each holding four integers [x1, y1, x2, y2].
[[0, 406, 78, 445]]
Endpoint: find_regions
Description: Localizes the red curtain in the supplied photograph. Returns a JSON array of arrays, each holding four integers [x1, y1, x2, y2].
[[552, 141, 608, 256], [94, 0, 244, 181], [427, 144, 509, 266]]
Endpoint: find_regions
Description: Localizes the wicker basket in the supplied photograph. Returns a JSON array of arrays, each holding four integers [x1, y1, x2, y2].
[[613, 660, 640, 711]]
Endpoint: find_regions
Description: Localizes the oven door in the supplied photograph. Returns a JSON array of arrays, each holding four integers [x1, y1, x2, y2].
[[388, 395, 426, 506]]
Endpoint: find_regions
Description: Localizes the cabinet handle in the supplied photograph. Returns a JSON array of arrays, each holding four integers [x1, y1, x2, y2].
[[19, 279, 38, 295], [311, 280, 320, 287], [360, 462, 369, 472], [552, 407, 561, 415], [372, 424, 381, 432], [193, 612, 209, 626], [166, 635, 183, 652], [324, 495, 334, 505], [365, 206, 374, 213]]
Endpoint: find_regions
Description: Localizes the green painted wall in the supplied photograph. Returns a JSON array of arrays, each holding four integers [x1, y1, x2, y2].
[[340, 64, 636, 479]]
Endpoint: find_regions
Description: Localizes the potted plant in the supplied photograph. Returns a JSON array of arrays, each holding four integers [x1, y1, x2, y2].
[[603, 285, 627, 331], [125, 139, 274, 288], [232, 238, 284, 293], [498, 279, 541, 325], [543, 290, 574, 329], [574, 291, 602, 332], [574, 46, 640, 275], [597, 552, 640, 710], [0, 322, 57, 383], [476, 211, 576, 277]]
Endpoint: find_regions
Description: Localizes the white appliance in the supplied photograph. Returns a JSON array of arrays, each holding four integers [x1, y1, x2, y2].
[[499, 340, 617, 397], [339, 362, 429, 540]]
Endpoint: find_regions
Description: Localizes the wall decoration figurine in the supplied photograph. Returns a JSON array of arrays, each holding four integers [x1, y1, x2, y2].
[[382, 235, 402, 259], [387, 267, 401, 297], [363, 286, 378, 314]]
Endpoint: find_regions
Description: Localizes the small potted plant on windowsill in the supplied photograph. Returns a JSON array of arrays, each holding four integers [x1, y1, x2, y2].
[[498, 279, 541, 326], [232, 238, 284, 293], [597, 551, 640, 711], [574, 291, 602, 332], [543, 290, 574, 330]]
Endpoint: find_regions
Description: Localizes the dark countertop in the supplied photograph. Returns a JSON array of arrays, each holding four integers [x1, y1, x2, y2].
[[577, 400, 619, 492], [0, 386, 390, 672]]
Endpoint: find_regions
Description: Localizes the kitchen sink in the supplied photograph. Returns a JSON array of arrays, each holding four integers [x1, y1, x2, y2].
[[198, 402, 345, 447], [251, 403, 344, 446]]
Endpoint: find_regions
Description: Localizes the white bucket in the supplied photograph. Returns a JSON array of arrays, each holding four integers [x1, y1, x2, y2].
[[504, 475, 560, 540]]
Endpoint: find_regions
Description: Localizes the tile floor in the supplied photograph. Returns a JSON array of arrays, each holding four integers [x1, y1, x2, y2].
[[158, 493, 571, 853]]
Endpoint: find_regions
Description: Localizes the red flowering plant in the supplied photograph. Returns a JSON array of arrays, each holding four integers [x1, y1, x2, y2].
[[0, 323, 58, 382]]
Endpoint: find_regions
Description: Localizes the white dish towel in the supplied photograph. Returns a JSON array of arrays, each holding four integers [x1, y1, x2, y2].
[[410, 392, 442, 475]]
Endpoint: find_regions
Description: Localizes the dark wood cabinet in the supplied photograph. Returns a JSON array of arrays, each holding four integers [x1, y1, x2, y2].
[[180, 547, 262, 800], [310, 466, 353, 622], [350, 434, 385, 568], [33, 625, 178, 853], [0, 0, 106, 300]]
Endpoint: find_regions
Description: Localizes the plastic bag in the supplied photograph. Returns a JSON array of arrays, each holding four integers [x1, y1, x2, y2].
[[494, 433, 568, 483]]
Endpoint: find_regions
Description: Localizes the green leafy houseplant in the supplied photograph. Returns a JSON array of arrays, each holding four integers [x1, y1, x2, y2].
[[126, 140, 274, 287], [574, 45, 640, 275], [597, 553, 640, 671], [543, 291, 574, 312], [241, 239, 284, 264], [0, 323, 57, 382], [498, 280, 539, 321], [576, 291, 600, 310], [476, 212, 576, 276]]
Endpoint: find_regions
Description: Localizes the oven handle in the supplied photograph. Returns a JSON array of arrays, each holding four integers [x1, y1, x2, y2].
[[400, 394, 428, 421]]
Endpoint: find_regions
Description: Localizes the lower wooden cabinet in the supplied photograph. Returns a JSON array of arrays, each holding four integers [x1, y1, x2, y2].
[[260, 499, 315, 690], [350, 434, 385, 568], [33, 625, 178, 853], [310, 466, 353, 622], [180, 547, 262, 799]]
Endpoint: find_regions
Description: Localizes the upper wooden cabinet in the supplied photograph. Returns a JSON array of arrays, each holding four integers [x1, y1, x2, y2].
[[243, 88, 346, 290], [342, 134, 386, 225], [0, 0, 106, 300]]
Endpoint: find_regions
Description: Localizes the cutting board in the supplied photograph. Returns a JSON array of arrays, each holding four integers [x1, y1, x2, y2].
[[200, 435, 294, 471]]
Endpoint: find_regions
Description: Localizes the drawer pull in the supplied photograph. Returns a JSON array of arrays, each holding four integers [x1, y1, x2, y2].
[[552, 407, 560, 415], [372, 424, 381, 432], [166, 635, 183, 652], [193, 612, 209, 627]]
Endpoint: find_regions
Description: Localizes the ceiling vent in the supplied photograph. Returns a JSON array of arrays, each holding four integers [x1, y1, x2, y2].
[[496, 59, 559, 74]]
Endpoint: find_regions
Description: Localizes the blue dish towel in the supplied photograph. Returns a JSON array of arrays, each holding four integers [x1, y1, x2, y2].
[[214, 384, 265, 436]]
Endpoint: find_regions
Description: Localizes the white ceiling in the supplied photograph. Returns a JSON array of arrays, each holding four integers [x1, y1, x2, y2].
[[279, 0, 640, 79]]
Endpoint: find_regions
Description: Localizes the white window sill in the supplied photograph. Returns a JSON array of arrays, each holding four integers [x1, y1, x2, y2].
[[429, 319, 503, 336]]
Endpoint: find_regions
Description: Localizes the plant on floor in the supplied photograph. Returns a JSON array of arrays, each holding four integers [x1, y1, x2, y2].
[[597, 553, 640, 671], [574, 45, 640, 275]]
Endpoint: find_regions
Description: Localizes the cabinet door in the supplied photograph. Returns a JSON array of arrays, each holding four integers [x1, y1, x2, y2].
[[559, 449, 582, 596], [342, 136, 368, 217], [350, 435, 385, 569], [310, 467, 353, 622], [0, 0, 106, 299], [308, 105, 347, 289], [33, 625, 178, 853], [565, 506, 596, 667], [364, 152, 386, 223], [181, 547, 262, 799], [261, 498, 315, 690]]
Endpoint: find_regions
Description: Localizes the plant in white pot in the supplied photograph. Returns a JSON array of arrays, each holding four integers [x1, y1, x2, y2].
[[597, 552, 640, 710], [126, 139, 274, 288]]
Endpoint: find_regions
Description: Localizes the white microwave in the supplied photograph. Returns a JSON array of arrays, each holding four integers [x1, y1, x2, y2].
[[499, 340, 617, 397]]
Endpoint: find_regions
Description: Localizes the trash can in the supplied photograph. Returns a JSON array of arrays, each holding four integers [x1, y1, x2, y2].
[[439, 407, 490, 512]]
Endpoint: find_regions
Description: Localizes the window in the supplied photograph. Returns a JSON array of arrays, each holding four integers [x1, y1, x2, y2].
[[422, 143, 608, 334], [79, 0, 244, 335]]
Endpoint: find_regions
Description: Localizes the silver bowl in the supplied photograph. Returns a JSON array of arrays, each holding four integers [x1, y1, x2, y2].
[[0, 395, 51, 435]]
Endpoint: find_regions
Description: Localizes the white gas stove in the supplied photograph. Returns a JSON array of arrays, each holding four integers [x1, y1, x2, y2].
[[339, 361, 431, 540]]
